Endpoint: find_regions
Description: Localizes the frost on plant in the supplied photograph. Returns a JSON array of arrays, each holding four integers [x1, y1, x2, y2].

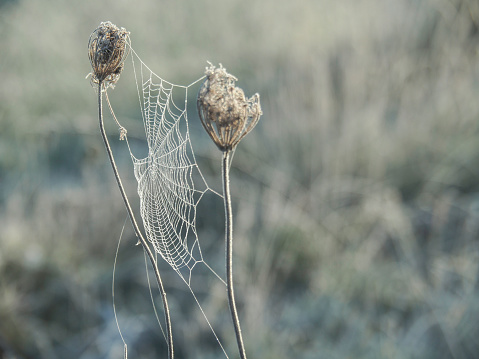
[[197, 63, 262, 152], [88, 21, 130, 89]]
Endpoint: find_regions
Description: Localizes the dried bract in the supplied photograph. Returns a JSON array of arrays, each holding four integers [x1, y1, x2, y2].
[[88, 21, 130, 89], [197, 63, 262, 152]]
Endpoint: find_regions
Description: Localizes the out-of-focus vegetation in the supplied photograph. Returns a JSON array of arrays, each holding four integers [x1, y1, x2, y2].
[[1, 0, 479, 358]]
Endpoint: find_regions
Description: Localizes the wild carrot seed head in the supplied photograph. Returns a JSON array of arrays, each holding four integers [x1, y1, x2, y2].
[[88, 21, 130, 89], [197, 63, 262, 152]]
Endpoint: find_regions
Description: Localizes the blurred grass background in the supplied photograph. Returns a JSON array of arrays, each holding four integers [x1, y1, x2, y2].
[[1, 0, 479, 358]]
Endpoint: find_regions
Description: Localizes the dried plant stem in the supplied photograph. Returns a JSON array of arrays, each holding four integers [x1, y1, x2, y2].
[[97, 82, 174, 359], [222, 150, 247, 359]]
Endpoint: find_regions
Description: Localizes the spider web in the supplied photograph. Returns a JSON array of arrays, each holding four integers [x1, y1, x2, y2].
[[107, 48, 230, 358], [99, 44, 234, 358], [121, 49, 220, 286]]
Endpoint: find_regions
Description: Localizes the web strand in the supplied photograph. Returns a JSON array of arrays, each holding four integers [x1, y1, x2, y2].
[[112, 217, 129, 354]]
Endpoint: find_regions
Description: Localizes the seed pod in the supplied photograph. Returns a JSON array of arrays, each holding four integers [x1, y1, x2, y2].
[[88, 21, 130, 89], [197, 63, 262, 152]]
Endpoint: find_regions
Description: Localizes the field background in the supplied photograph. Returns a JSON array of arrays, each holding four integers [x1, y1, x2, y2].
[[1, 0, 479, 358]]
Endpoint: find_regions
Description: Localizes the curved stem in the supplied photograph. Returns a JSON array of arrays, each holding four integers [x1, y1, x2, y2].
[[97, 82, 174, 359], [222, 150, 247, 359]]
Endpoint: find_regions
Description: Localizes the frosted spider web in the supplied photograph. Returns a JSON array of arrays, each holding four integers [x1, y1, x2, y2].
[[107, 47, 230, 358], [119, 49, 224, 286]]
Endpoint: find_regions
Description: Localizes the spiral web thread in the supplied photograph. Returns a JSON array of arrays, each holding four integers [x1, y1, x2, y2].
[[122, 49, 220, 286]]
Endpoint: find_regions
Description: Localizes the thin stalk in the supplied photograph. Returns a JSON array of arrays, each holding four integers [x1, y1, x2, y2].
[[222, 150, 247, 359], [97, 82, 174, 359]]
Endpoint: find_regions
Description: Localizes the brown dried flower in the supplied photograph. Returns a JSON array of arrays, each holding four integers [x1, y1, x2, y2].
[[197, 63, 262, 152], [88, 21, 130, 89]]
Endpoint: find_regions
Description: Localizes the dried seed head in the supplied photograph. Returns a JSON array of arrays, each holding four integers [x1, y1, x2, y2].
[[197, 63, 262, 152], [88, 21, 130, 89]]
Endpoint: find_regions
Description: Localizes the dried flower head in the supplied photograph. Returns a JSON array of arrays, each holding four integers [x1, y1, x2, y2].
[[88, 21, 130, 89], [197, 63, 262, 152]]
